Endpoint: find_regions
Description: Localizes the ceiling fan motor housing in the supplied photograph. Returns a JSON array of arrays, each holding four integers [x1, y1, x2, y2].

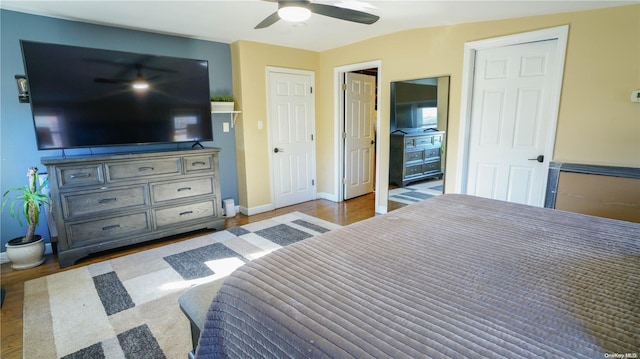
[[255, 0, 379, 29], [278, 1, 312, 22]]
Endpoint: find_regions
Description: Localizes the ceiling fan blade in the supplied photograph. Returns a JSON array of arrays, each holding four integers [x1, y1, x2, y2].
[[255, 11, 281, 29], [308, 3, 379, 24], [94, 78, 129, 84]]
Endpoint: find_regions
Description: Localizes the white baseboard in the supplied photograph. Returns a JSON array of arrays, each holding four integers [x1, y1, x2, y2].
[[240, 203, 275, 216], [375, 205, 388, 215], [238, 193, 340, 216], [1, 243, 53, 265], [316, 192, 338, 202]]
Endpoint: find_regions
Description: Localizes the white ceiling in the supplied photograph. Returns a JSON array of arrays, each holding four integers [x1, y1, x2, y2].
[[2, 0, 637, 52]]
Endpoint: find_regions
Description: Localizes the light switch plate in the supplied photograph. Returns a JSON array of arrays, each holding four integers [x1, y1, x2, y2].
[[223, 122, 230, 132]]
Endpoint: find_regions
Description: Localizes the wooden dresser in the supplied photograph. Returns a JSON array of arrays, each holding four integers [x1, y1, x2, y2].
[[389, 130, 444, 187], [42, 148, 225, 268]]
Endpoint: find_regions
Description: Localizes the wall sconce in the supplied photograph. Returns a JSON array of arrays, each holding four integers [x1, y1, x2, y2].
[[15, 75, 29, 103]]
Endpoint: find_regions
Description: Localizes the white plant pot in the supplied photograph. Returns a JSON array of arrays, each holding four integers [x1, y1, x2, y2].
[[5, 235, 46, 270], [211, 101, 234, 112]]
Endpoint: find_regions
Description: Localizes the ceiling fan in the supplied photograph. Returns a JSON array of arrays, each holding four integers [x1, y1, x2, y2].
[[94, 64, 160, 90], [255, 0, 380, 29]]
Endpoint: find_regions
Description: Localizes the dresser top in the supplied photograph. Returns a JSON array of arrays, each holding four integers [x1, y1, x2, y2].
[[41, 147, 221, 165], [391, 129, 444, 137]]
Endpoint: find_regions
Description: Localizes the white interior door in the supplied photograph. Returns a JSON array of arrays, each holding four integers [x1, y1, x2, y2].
[[344, 72, 375, 200], [466, 39, 559, 206], [268, 69, 315, 208]]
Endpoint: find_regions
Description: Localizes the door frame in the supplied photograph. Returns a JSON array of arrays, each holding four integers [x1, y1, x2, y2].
[[454, 25, 569, 195], [266, 66, 317, 208], [333, 60, 384, 212]]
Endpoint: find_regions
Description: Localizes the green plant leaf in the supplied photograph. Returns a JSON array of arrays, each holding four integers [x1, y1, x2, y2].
[[2, 172, 51, 230], [210, 95, 233, 102]]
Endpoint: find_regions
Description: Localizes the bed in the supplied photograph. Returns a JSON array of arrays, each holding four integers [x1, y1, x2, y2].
[[196, 194, 639, 358]]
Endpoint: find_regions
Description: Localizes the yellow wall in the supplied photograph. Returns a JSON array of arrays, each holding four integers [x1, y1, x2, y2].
[[233, 5, 640, 213], [554, 6, 639, 165]]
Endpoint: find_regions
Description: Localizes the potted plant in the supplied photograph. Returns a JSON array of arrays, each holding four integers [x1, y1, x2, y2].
[[2, 167, 50, 269], [210, 95, 235, 112]]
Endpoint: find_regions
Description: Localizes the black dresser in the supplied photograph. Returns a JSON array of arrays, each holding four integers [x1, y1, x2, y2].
[[389, 130, 444, 187]]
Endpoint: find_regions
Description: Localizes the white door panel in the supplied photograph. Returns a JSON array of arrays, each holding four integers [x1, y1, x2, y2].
[[507, 166, 534, 204], [269, 70, 315, 208], [344, 72, 375, 199], [466, 40, 558, 206]]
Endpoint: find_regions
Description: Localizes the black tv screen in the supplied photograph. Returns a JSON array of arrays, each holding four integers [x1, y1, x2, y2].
[[20, 41, 212, 150], [391, 81, 438, 131]]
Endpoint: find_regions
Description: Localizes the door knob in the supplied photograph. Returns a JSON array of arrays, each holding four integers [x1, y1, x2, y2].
[[274, 148, 284, 153], [528, 155, 544, 163]]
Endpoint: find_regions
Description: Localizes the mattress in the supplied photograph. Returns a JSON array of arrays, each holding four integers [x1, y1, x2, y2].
[[196, 194, 639, 358]]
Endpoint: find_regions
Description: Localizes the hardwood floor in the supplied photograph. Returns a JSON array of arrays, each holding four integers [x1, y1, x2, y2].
[[0, 194, 379, 358]]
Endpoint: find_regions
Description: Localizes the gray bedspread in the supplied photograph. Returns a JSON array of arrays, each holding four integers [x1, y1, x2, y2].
[[196, 194, 639, 358]]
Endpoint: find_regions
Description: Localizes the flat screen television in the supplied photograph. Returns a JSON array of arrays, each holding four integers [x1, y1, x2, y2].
[[20, 40, 213, 150], [390, 81, 438, 132]]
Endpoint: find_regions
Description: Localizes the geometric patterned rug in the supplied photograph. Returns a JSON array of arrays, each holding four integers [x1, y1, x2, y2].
[[388, 178, 443, 205], [23, 212, 340, 359]]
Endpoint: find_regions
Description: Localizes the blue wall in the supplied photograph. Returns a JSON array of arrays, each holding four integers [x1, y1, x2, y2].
[[1, 10, 238, 252]]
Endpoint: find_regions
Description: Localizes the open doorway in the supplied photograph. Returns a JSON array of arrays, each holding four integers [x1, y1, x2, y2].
[[334, 60, 383, 213]]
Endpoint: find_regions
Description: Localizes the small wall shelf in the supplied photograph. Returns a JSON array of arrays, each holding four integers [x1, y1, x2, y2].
[[211, 110, 241, 128]]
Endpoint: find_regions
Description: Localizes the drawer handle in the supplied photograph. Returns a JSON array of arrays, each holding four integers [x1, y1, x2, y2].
[[137, 166, 154, 172], [179, 211, 193, 216], [70, 173, 91, 178], [98, 198, 117, 204], [102, 224, 120, 231], [177, 187, 192, 192], [192, 161, 206, 166]]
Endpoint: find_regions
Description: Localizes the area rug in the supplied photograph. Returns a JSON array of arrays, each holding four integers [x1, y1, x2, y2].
[[388, 179, 443, 205], [23, 212, 340, 359]]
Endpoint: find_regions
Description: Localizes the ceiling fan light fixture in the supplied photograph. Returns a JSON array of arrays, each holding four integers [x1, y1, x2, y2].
[[132, 80, 149, 90], [278, 5, 311, 22], [132, 66, 150, 90]]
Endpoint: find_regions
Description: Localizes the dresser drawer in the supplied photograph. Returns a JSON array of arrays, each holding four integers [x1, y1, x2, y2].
[[423, 160, 441, 173], [184, 155, 213, 173], [405, 150, 424, 162], [424, 147, 440, 159], [67, 212, 150, 245], [405, 164, 423, 177], [56, 165, 104, 188], [151, 177, 214, 203], [414, 135, 434, 147], [106, 158, 181, 181], [61, 186, 148, 219], [154, 200, 215, 229]]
